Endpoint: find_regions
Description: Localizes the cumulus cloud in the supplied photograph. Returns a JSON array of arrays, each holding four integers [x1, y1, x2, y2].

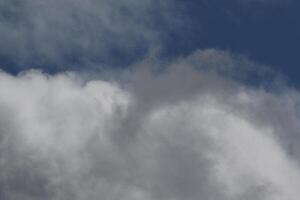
[[0, 49, 300, 199]]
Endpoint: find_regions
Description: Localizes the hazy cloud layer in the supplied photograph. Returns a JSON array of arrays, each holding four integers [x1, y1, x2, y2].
[[0, 0, 179, 68], [0, 0, 296, 78], [0, 49, 300, 199], [0, 0, 290, 71]]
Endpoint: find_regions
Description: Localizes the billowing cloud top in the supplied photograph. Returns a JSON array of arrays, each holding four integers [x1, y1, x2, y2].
[[0, 49, 300, 200]]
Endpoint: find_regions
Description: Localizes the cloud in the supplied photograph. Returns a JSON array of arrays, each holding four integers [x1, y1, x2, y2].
[[0, 49, 300, 200], [0, 0, 179, 69]]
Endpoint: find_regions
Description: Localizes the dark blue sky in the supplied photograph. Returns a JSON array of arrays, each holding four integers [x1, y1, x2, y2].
[[161, 0, 300, 85], [0, 0, 299, 85]]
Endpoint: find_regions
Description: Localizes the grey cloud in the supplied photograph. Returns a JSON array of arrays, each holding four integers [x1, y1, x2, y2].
[[0, 49, 300, 199]]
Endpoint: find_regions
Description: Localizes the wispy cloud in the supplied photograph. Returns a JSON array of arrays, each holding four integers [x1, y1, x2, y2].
[[0, 0, 179, 69]]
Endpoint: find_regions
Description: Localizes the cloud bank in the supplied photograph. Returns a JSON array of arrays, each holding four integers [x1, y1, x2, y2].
[[0, 49, 300, 200]]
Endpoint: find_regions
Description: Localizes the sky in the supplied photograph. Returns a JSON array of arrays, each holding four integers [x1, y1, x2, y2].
[[0, 1, 300, 200]]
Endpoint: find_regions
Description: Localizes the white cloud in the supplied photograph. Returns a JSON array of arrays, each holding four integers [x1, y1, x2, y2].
[[0, 49, 300, 200]]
